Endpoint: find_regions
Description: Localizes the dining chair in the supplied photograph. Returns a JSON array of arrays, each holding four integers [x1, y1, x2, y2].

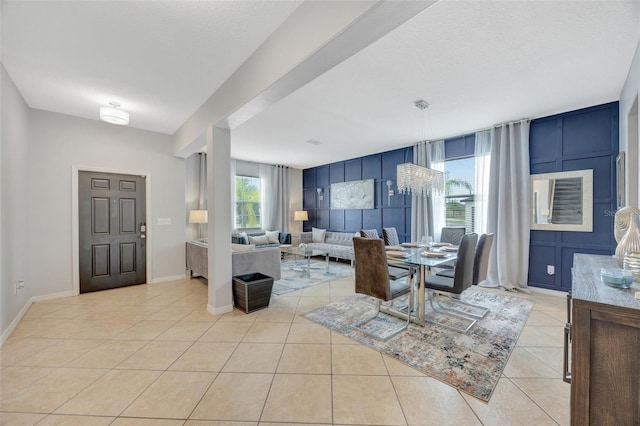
[[436, 233, 494, 285], [440, 227, 466, 245], [382, 227, 400, 246], [423, 233, 489, 333], [353, 237, 414, 340], [359, 229, 380, 238], [360, 227, 409, 280], [436, 226, 465, 270]]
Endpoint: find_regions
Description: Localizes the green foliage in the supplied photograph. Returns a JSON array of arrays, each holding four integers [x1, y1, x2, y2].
[[236, 176, 261, 228]]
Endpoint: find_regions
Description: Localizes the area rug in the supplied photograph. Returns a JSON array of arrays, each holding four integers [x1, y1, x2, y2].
[[272, 260, 354, 295], [303, 287, 534, 401]]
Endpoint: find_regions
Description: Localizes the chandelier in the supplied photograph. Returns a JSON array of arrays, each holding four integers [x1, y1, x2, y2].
[[396, 163, 444, 197]]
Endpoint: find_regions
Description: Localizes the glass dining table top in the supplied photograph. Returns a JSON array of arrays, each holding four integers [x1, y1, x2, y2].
[[388, 246, 457, 267]]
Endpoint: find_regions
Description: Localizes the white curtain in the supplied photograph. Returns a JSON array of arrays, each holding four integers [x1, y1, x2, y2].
[[259, 164, 290, 232], [230, 159, 236, 231], [482, 120, 531, 291], [411, 140, 445, 242], [430, 141, 445, 242], [474, 131, 491, 235]]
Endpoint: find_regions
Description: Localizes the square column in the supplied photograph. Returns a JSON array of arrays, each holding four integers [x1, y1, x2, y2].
[[206, 125, 233, 315]]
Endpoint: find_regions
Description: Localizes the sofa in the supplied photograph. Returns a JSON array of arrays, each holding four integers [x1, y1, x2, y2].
[[299, 230, 355, 264], [186, 241, 282, 281], [232, 231, 291, 248]]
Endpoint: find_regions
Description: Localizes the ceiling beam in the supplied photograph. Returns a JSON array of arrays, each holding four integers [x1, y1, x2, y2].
[[173, 0, 437, 158]]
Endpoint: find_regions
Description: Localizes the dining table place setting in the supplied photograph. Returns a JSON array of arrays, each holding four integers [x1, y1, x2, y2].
[[431, 242, 453, 247], [441, 246, 459, 252], [421, 250, 448, 258], [385, 245, 406, 251], [387, 250, 411, 258], [401, 242, 421, 248]]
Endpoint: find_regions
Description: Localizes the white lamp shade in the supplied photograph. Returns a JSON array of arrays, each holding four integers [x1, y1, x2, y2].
[[189, 210, 208, 224], [100, 106, 129, 125], [294, 210, 308, 221]]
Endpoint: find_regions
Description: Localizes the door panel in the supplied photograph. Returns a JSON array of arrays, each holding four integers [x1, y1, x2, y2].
[[120, 242, 136, 273], [80, 171, 146, 293], [92, 245, 110, 277], [92, 198, 110, 234]]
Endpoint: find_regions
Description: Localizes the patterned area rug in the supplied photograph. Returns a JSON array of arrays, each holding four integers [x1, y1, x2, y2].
[[303, 287, 534, 401], [272, 259, 354, 295]]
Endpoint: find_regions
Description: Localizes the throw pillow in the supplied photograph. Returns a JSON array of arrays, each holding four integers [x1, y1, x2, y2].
[[248, 235, 270, 245], [232, 243, 256, 252], [360, 229, 380, 239], [265, 230, 280, 244], [240, 232, 249, 244], [312, 227, 326, 243]]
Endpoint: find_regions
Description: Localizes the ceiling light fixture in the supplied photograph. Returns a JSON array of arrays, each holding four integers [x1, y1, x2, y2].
[[396, 100, 443, 196], [100, 101, 129, 126]]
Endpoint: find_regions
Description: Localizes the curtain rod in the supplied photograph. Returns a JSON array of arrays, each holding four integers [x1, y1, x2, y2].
[[426, 118, 531, 143]]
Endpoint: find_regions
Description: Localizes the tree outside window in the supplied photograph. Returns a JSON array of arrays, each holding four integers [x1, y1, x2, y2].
[[235, 176, 261, 229], [444, 157, 476, 232]]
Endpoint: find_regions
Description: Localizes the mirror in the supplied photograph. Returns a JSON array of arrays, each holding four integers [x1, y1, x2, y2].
[[531, 169, 593, 232]]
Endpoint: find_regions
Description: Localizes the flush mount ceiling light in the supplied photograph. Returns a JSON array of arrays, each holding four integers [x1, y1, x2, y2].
[[100, 101, 129, 126]]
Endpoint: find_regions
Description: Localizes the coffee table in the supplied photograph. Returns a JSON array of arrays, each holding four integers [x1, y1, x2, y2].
[[287, 247, 330, 277]]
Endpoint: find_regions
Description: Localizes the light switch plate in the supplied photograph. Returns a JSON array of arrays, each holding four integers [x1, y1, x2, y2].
[[157, 218, 171, 226]]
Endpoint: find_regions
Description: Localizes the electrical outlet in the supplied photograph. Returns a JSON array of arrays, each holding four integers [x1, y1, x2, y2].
[[15, 280, 25, 295], [547, 265, 555, 275]]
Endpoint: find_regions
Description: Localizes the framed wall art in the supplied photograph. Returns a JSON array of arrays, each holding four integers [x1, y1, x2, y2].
[[330, 179, 374, 209]]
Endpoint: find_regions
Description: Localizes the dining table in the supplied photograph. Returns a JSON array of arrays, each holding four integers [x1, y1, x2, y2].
[[385, 244, 458, 326]]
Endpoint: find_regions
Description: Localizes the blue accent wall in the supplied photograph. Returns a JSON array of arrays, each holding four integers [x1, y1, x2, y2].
[[303, 147, 413, 242], [529, 102, 619, 291], [302, 103, 618, 292]]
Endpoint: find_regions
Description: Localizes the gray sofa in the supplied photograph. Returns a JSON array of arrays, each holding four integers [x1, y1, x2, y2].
[[186, 241, 282, 281], [299, 231, 355, 263], [232, 231, 291, 248]]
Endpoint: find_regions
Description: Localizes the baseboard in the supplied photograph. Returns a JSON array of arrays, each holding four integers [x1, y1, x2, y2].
[[207, 303, 233, 316], [1, 290, 75, 348], [0, 298, 33, 348], [150, 274, 187, 284], [32, 291, 74, 302], [529, 286, 568, 297]]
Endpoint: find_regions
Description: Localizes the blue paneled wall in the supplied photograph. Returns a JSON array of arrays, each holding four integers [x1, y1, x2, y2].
[[529, 102, 619, 291], [303, 147, 413, 242], [302, 102, 618, 292]]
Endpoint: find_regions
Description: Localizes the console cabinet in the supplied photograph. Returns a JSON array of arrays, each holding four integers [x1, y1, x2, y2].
[[570, 254, 640, 425]]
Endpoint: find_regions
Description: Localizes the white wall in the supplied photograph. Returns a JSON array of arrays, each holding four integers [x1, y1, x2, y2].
[[27, 109, 187, 298], [1, 65, 31, 338], [620, 40, 640, 206]]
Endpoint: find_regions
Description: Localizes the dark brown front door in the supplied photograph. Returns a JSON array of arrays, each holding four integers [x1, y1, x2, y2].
[[79, 171, 146, 293]]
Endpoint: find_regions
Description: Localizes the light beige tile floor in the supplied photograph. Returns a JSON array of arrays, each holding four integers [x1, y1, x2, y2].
[[0, 269, 570, 425]]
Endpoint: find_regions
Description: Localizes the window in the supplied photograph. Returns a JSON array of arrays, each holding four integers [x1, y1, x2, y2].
[[444, 157, 477, 233], [235, 175, 261, 229]]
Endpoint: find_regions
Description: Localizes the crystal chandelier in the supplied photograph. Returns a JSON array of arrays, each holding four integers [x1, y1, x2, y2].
[[396, 163, 444, 197]]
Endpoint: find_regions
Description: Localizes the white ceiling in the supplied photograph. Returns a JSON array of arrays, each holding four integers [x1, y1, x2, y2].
[[3, 1, 640, 169]]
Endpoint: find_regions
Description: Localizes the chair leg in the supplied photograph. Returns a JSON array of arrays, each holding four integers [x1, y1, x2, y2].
[[355, 282, 414, 341], [433, 292, 489, 319], [426, 292, 476, 333]]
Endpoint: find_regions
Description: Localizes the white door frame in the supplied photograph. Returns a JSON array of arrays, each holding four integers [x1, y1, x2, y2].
[[71, 165, 152, 296]]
